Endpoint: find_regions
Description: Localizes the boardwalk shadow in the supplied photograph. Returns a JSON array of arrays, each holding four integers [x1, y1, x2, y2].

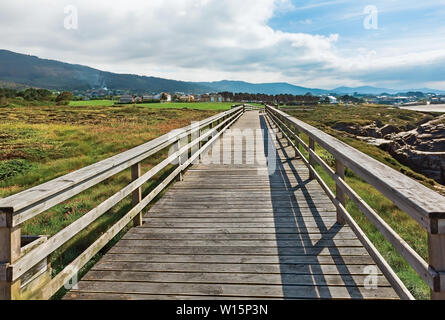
[[259, 114, 363, 300]]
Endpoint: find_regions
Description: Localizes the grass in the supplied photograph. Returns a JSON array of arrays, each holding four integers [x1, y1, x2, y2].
[[284, 104, 443, 299], [69, 99, 116, 107], [69, 100, 236, 110], [0, 103, 218, 298]]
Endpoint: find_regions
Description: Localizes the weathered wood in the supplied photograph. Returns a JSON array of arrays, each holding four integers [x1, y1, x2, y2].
[[0, 225, 21, 299], [66, 111, 401, 300], [131, 163, 142, 227], [429, 233, 445, 299], [266, 105, 445, 232], [335, 159, 346, 225], [83, 270, 390, 287], [266, 109, 413, 299], [70, 281, 398, 299], [268, 106, 437, 298], [103, 253, 376, 265]]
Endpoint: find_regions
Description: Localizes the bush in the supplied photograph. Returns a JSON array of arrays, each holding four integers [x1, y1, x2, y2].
[[56, 91, 74, 104], [0, 96, 8, 106], [0, 159, 33, 181]]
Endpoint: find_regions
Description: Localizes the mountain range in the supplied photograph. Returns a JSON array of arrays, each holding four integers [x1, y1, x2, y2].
[[1, 49, 444, 95]]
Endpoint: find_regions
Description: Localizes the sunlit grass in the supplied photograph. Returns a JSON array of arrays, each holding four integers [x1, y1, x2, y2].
[[69, 100, 236, 110], [0, 104, 218, 299]]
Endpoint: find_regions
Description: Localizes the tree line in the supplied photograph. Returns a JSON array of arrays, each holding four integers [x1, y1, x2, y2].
[[0, 88, 74, 105], [218, 92, 363, 104]]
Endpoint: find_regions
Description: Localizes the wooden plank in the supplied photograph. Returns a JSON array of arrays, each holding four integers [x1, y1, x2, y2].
[[101, 253, 377, 265], [139, 222, 342, 229], [82, 270, 391, 287], [142, 217, 340, 224], [122, 232, 358, 241], [114, 239, 364, 248], [64, 291, 279, 300], [109, 246, 370, 256], [132, 227, 355, 234], [92, 261, 381, 276], [70, 281, 399, 299]]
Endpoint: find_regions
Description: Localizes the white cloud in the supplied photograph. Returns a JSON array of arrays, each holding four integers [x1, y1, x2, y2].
[[0, 0, 444, 89]]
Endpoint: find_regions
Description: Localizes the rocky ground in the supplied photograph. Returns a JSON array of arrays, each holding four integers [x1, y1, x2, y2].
[[333, 115, 445, 185]]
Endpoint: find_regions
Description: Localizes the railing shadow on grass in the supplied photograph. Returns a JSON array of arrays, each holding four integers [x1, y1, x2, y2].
[[259, 114, 363, 299]]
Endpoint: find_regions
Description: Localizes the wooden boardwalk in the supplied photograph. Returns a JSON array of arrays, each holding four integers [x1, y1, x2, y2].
[[65, 111, 398, 300]]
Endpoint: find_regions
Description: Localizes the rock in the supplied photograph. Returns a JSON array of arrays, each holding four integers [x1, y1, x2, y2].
[[332, 115, 445, 184], [332, 122, 362, 136], [380, 124, 400, 137], [388, 115, 445, 184]]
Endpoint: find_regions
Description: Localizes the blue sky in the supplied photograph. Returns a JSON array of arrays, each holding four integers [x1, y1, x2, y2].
[[0, 0, 445, 89], [270, 1, 445, 50]]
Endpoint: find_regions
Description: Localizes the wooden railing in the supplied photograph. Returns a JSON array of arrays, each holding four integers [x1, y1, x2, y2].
[[0, 106, 245, 300], [266, 105, 445, 300]]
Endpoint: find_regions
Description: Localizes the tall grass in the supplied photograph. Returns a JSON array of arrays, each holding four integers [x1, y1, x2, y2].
[[0, 104, 218, 299]]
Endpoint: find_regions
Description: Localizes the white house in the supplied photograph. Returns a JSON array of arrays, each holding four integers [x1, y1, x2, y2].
[[327, 96, 338, 104]]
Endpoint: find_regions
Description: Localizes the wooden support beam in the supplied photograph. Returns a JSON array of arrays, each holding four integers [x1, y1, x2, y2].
[[429, 232, 445, 300], [308, 138, 316, 180], [336, 159, 346, 225], [294, 128, 300, 159], [176, 139, 184, 182], [0, 222, 21, 300], [131, 163, 142, 227]]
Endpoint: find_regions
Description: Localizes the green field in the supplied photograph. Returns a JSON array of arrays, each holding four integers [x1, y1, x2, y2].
[[69, 100, 236, 110], [69, 99, 116, 107]]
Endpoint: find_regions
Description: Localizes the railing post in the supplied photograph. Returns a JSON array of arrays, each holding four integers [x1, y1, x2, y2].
[[131, 163, 142, 227], [429, 232, 445, 299], [176, 139, 184, 182], [294, 128, 300, 159], [335, 159, 346, 225], [308, 138, 316, 180], [0, 217, 21, 300], [198, 125, 203, 161]]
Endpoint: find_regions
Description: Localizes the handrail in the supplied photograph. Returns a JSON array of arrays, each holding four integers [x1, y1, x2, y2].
[[265, 105, 445, 300], [0, 105, 244, 299]]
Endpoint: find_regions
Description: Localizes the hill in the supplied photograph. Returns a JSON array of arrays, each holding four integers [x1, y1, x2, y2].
[[196, 80, 329, 95], [1, 49, 445, 95], [0, 49, 212, 93]]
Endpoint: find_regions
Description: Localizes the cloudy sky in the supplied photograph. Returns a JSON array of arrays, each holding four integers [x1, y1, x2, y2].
[[1, 0, 445, 89]]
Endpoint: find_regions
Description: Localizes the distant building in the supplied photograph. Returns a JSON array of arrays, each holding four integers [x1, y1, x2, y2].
[[209, 94, 223, 103], [178, 95, 195, 102], [161, 93, 172, 103], [327, 96, 338, 104], [120, 95, 134, 104], [200, 94, 210, 102], [143, 94, 161, 103]]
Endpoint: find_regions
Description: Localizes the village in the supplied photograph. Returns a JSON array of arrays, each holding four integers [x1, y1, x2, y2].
[[70, 87, 445, 107]]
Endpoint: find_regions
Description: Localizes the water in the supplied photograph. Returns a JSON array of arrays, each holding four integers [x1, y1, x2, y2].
[[399, 104, 445, 113]]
